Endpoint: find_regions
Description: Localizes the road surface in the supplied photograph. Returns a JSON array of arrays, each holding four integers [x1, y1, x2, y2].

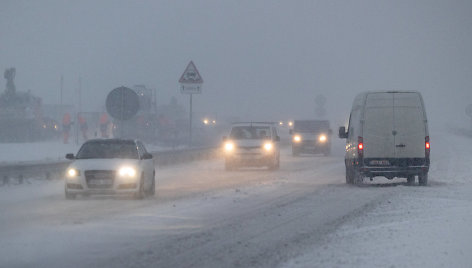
[[1, 129, 471, 268]]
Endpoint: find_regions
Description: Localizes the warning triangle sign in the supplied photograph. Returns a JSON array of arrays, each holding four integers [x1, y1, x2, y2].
[[179, 61, 204, 84]]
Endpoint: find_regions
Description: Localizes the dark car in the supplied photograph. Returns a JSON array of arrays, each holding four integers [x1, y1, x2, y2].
[[290, 120, 332, 156]]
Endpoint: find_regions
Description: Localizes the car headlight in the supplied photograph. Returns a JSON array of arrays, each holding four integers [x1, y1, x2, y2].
[[66, 168, 80, 178], [319, 134, 327, 143], [118, 166, 137, 177], [293, 135, 302, 143], [263, 142, 273, 151], [224, 142, 235, 152]]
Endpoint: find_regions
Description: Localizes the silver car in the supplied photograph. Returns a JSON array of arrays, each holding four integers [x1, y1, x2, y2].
[[64, 139, 155, 199]]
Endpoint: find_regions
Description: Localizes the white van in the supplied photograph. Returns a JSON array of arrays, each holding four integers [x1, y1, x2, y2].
[[339, 91, 430, 185]]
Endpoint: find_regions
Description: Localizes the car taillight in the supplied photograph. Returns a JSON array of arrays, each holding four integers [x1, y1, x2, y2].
[[425, 136, 430, 158], [358, 136, 364, 158]]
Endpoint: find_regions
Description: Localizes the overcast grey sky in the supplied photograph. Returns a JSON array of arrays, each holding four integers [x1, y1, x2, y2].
[[1, 0, 472, 127]]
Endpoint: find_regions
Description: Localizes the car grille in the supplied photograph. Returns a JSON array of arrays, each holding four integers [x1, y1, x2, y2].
[[85, 170, 115, 189]]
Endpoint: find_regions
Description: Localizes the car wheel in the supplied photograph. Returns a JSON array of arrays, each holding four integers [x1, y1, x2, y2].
[[65, 190, 76, 200], [406, 175, 415, 185], [134, 174, 145, 199], [148, 171, 156, 196], [323, 148, 331, 157], [418, 172, 428, 186], [225, 159, 234, 171]]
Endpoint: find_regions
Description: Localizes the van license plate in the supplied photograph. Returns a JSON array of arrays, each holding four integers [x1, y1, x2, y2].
[[370, 160, 390, 166]]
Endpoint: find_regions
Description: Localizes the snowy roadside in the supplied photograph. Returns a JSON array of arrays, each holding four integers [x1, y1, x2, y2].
[[282, 129, 472, 268], [282, 183, 472, 268]]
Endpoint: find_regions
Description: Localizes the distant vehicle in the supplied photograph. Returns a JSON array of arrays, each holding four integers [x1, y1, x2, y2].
[[339, 91, 430, 185], [64, 139, 155, 199], [222, 122, 280, 171], [290, 120, 332, 156]]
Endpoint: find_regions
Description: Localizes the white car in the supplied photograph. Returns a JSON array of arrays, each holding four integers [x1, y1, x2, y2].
[[64, 139, 155, 199], [223, 122, 280, 170]]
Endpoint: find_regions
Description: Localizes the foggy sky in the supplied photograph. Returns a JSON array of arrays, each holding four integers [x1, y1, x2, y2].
[[1, 0, 472, 128]]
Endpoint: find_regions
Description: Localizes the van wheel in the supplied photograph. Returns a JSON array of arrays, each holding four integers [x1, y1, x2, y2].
[[345, 167, 353, 184], [418, 172, 428, 186], [406, 175, 415, 185], [353, 170, 364, 185]]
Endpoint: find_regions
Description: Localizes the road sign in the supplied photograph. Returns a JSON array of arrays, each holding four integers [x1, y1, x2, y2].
[[180, 84, 202, 94], [179, 61, 203, 84], [179, 61, 203, 94], [106, 86, 139, 120], [466, 104, 472, 118]]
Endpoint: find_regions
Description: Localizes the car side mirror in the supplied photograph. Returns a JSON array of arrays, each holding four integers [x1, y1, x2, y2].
[[328, 129, 333, 135], [143, 153, 153, 160], [274, 136, 280, 142], [289, 129, 293, 135], [222, 136, 228, 141], [65, 153, 75, 160], [338, 126, 348, 139]]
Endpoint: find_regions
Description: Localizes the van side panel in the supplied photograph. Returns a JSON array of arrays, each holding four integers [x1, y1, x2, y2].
[[363, 93, 395, 158], [393, 92, 426, 158]]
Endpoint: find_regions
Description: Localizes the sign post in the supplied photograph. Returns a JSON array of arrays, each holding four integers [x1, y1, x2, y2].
[[179, 61, 203, 146]]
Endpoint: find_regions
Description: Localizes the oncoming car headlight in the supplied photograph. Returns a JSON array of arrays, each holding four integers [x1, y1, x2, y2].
[[319, 134, 327, 143], [293, 135, 302, 143], [224, 142, 235, 152], [67, 168, 80, 178], [263, 142, 273, 151], [118, 166, 137, 177]]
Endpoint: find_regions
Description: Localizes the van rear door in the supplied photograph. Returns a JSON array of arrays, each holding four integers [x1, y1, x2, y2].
[[363, 93, 395, 158], [393, 92, 426, 158]]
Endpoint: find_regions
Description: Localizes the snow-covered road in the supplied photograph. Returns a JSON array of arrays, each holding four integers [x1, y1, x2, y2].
[[1, 129, 471, 268]]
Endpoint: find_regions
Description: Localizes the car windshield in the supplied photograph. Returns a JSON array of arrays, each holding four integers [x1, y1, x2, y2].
[[294, 121, 329, 132], [230, 126, 271, 140], [76, 140, 139, 159]]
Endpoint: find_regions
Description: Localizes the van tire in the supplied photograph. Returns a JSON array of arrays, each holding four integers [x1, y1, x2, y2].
[[345, 167, 353, 184], [418, 172, 428, 186], [353, 170, 364, 185]]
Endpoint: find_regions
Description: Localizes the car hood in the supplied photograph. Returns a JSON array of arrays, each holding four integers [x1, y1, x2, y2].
[[234, 139, 271, 147], [294, 132, 328, 140], [68, 158, 141, 171]]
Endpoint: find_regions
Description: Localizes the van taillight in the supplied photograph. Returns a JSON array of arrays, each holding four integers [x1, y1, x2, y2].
[[425, 136, 430, 158], [358, 136, 364, 158]]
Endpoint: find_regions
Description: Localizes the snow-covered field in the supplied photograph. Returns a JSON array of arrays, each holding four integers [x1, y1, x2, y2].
[[0, 127, 471, 268]]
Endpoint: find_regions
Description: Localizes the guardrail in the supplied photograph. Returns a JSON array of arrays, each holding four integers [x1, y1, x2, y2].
[[0, 147, 220, 186]]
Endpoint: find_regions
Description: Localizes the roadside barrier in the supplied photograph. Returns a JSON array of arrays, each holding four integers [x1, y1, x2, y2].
[[0, 147, 219, 186]]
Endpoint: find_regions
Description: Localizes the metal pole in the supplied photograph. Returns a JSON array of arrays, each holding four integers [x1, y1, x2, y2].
[[76, 77, 82, 145], [189, 93, 193, 147]]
